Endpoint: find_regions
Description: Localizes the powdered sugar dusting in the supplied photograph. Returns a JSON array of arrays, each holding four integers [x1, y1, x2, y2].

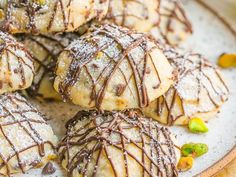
[[58, 110, 179, 177], [0, 93, 57, 176], [163, 47, 229, 118], [56, 23, 169, 109]]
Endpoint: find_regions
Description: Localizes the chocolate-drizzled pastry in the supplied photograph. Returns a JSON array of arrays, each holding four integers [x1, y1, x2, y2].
[[0, 0, 109, 34], [143, 48, 229, 125], [0, 93, 58, 176], [18, 33, 80, 100], [106, 0, 192, 45], [58, 110, 180, 177], [0, 31, 34, 95], [54, 24, 174, 110]]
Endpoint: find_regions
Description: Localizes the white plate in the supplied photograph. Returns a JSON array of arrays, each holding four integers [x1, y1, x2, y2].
[[13, 0, 236, 176]]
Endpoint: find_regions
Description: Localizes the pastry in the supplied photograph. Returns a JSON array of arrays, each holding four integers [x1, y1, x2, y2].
[[54, 23, 174, 110], [18, 33, 80, 100], [142, 48, 229, 125], [58, 110, 180, 177], [0, 93, 58, 176], [0, 31, 34, 95], [106, 0, 192, 45], [0, 0, 109, 34]]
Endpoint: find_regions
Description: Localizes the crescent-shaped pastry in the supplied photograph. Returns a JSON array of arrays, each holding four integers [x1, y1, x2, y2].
[[0, 0, 109, 34], [106, 0, 192, 45], [143, 48, 229, 125], [58, 110, 180, 177], [18, 33, 80, 100], [54, 24, 174, 110], [0, 93, 58, 176], [0, 31, 34, 94]]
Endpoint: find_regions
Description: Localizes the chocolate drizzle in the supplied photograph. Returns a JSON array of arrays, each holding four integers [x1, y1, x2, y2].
[[0, 0, 109, 34], [58, 110, 179, 177], [154, 47, 229, 125], [42, 162, 56, 175], [0, 31, 34, 93], [18, 33, 81, 99], [106, 0, 192, 45], [57, 24, 166, 109], [0, 93, 56, 176]]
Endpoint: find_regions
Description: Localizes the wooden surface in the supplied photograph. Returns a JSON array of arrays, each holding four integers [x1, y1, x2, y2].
[[215, 158, 236, 177]]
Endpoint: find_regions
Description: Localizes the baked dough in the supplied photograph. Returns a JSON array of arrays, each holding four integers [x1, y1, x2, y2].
[[18, 33, 80, 100], [0, 93, 58, 176], [0, 0, 109, 34], [106, 0, 192, 45], [0, 31, 34, 94], [58, 110, 180, 177], [142, 48, 229, 125], [54, 23, 174, 110]]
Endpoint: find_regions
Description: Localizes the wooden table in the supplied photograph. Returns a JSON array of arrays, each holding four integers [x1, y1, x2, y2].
[[216, 159, 236, 177]]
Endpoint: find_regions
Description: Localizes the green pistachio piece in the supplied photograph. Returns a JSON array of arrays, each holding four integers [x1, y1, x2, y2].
[[181, 143, 208, 158], [34, 0, 46, 6], [188, 118, 208, 133], [177, 157, 194, 172]]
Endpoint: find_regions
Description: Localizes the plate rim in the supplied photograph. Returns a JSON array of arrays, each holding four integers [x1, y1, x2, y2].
[[195, 145, 236, 176], [185, 1, 236, 176]]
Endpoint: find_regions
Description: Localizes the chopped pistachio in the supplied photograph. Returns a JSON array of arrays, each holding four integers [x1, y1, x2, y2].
[[35, 162, 44, 168], [177, 157, 194, 172], [181, 143, 208, 158], [188, 118, 208, 133], [47, 154, 57, 160], [117, 44, 122, 51], [34, 0, 46, 6], [218, 53, 236, 68], [0, 9, 5, 20], [96, 52, 103, 60]]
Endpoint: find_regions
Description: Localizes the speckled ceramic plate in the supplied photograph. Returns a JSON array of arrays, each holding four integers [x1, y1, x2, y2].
[[174, 1, 236, 176], [13, 0, 236, 176]]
